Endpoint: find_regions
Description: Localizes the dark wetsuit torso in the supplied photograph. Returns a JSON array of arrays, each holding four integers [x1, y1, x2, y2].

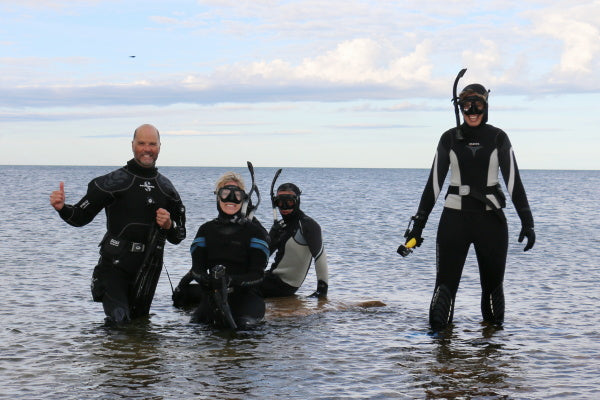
[[58, 159, 186, 322], [260, 210, 328, 297], [188, 215, 269, 328], [416, 123, 533, 329]]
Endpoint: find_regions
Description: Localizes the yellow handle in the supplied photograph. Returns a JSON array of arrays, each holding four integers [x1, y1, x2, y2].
[[405, 238, 417, 248]]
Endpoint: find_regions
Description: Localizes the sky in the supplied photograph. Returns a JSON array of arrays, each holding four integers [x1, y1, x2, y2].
[[1, 0, 599, 169]]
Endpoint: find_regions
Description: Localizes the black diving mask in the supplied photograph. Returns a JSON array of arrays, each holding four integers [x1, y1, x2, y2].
[[459, 95, 486, 115], [216, 185, 246, 204], [274, 194, 298, 210]]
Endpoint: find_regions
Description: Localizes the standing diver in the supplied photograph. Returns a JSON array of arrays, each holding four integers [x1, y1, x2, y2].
[[49, 124, 187, 325], [401, 69, 535, 332], [172, 170, 270, 329], [259, 177, 329, 298]]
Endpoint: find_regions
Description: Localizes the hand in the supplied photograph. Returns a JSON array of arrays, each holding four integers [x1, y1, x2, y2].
[[50, 182, 66, 211], [172, 285, 185, 307], [156, 208, 172, 229], [518, 226, 535, 251], [309, 280, 328, 298], [269, 220, 286, 246], [404, 213, 427, 247], [192, 269, 210, 288], [270, 220, 286, 235]]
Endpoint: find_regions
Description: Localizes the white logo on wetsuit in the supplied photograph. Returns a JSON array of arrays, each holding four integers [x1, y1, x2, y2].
[[140, 181, 155, 192], [467, 142, 482, 157]]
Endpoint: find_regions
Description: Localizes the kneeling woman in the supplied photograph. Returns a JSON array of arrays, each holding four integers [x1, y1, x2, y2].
[[175, 172, 269, 329]]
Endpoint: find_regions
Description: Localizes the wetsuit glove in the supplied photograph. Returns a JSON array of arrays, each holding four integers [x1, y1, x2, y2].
[[309, 280, 328, 298], [172, 286, 186, 308], [405, 213, 427, 247], [173, 271, 193, 307], [518, 226, 535, 252], [269, 221, 286, 249]]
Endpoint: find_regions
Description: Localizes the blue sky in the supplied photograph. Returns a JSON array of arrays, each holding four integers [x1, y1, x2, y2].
[[1, 0, 599, 169]]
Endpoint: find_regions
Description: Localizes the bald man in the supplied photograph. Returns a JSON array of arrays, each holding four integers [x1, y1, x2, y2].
[[50, 124, 187, 325]]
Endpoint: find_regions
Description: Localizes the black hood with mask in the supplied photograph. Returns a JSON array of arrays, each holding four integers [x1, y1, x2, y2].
[[459, 83, 490, 125], [275, 182, 302, 222]]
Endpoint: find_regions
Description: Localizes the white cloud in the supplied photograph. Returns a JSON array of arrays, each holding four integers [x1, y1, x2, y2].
[[210, 38, 435, 88], [529, 2, 600, 74]]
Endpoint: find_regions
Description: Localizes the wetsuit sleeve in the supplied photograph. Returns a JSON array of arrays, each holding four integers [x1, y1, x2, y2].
[[229, 225, 269, 287], [165, 197, 186, 245], [177, 269, 194, 287], [156, 174, 187, 245], [301, 218, 328, 284], [190, 225, 209, 279], [57, 179, 113, 227], [415, 131, 452, 218], [268, 221, 285, 253], [497, 131, 534, 228]]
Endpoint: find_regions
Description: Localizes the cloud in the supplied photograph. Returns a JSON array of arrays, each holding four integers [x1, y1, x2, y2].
[[212, 38, 434, 86], [3, 1, 600, 110], [528, 2, 600, 75]]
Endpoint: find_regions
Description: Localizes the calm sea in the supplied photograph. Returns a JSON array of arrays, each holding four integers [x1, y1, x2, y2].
[[1, 165, 599, 399]]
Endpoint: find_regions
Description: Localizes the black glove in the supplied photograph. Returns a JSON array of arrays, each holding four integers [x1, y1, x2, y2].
[[269, 220, 286, 242], [518, 226, 535, 251], [309, 280, 328, 298], [192, 269, 210, 288], [405, 213, 427, 247], [172, 285, 185, 308]]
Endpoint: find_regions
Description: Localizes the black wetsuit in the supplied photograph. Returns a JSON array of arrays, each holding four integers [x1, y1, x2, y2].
[[57, 159, 186, 323], [260, 210, 328, 297], [415, 122, 534, 330], [184, 214, 269, 329]]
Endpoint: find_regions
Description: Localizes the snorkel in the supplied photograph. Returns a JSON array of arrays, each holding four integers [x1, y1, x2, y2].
[[452, 68, 467, 140], [241, 161, 260, 220], [270, 168, 283, 222]]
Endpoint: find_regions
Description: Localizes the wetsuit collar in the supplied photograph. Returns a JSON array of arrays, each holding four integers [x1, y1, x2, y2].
[[217, 209, 244, 223], [126, 158, 158, 178], [461, 122, 487, 137]]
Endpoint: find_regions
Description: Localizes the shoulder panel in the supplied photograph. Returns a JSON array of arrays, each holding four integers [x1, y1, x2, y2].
[[156, 173, 181, 201], [94, 168, 133, 193]]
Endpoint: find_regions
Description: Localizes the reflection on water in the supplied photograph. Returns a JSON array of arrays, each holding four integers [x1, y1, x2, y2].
[[1, 166, 599, 399], [423, 327, 511, 399]]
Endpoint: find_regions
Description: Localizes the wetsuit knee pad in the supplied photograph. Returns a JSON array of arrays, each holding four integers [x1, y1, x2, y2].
[[104, 306, 131, 325], [429, 285, 454, 331], [482, 284, 504, 325]]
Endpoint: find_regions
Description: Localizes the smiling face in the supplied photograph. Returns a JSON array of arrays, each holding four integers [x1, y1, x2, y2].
[[218, 180, 243, 215], [463, 111, 484, 127], [460, 95, 486, 127], [132, 124, 160, 167]]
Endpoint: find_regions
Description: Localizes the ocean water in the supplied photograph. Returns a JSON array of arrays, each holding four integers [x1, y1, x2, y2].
[[0, 165, 599, 399]]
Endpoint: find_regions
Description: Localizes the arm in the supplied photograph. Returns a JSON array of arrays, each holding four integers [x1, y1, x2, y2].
[[52, 179, 113, 227], [229, 227, 269, 287], [302, 217, 329, 298], [416, 133, 451, 218], [190, 226, 209, 281], [497, 132, 535, 251], [268, 220, 286, 253], [405, 132, 451, 245], [156, 176, 187, 245], [161, 200, 186, 245]]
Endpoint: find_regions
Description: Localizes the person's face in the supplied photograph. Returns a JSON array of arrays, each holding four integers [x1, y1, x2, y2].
[[460, 95, 486, 127], [463, 111, 484, 127], [132, 126, 160, 167], [218, 181, 243, 215], [276, 190, 298, 216]]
